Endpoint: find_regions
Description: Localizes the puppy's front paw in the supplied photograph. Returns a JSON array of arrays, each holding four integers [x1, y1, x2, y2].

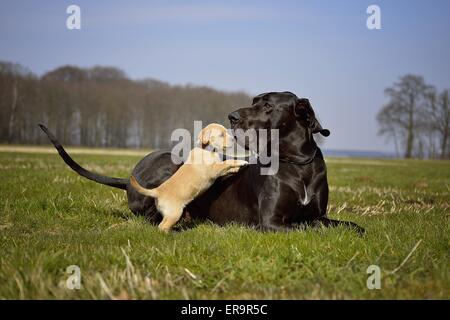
[[236, 160, 249, 166], [227, 167, 241, 173], [158, 225, 171, 233]]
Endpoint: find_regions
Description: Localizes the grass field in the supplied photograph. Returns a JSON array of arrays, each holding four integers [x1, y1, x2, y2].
[[0, 146, 449, 299]]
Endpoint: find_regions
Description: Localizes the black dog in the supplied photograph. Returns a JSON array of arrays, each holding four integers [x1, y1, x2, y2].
[[40, 91, 364, 233]]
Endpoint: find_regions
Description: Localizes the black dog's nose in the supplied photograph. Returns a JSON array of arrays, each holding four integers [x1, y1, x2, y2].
[[228, 111, 240, 123]]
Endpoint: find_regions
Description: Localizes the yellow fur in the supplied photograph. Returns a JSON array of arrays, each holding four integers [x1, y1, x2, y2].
[[130, 124, 247, 232]]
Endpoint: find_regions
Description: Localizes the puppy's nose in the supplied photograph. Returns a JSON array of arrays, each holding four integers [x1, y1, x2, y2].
[[228, 111, 240, 123]]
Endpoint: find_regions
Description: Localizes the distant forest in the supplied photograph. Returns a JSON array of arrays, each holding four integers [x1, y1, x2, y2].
[[377, 75, 449, 160], [0, 61, 251, 149]]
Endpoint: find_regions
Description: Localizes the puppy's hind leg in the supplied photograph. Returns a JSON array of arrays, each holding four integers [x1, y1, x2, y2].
[[158, 208, 184, 233]]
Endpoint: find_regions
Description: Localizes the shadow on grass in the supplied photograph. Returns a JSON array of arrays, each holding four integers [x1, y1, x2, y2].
[[96, 205, 204, 233], [172, 219, 204, 232]]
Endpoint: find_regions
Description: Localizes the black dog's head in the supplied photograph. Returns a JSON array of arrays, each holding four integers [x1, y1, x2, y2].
[[228, 91, 330, 160]]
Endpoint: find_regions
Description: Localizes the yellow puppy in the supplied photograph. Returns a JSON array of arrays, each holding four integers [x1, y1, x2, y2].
[[130, 123, 248, 232]]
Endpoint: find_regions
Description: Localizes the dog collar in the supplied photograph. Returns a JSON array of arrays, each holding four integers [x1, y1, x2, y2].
[[279, 148, 318, 166], [218, 146, 317, 166]]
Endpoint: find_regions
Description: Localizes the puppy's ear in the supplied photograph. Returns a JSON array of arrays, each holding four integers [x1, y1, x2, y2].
[[221, 128, 230, 149], [199, 129, 212, 149]]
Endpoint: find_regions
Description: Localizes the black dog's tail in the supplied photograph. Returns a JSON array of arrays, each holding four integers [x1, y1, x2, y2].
[[39, 124, 129, 190]]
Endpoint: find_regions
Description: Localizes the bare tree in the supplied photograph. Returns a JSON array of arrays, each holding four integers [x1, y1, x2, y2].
[[7, 77, 18, 143], [376, 103, 401, 158], [377, 75, 432, 158], [424, 89, 450, 159], [0, 62, 36, 143]]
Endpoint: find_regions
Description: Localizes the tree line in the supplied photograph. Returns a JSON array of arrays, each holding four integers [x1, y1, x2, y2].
[[377, 75, 449, 159], [2, 62, 448, 159], [0, 61, 251, 149]]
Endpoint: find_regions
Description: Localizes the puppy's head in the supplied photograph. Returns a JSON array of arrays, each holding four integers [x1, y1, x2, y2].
[[197, 123, 234, 152]]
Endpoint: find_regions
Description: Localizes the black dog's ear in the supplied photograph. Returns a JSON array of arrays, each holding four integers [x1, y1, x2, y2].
[[293, 98, 309, 118], [312, 118, 330, 137], [294, 99, 330, 137]]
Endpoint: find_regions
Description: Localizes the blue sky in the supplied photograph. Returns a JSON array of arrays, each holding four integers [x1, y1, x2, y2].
[[1, 0, 449, 152]]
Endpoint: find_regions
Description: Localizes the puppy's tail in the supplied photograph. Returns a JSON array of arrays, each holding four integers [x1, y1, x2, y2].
[[39, 124, 129, 190], [130, 176, 159, 198]]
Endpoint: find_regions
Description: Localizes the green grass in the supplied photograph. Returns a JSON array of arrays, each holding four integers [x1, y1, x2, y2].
[[0, 149, 449, 299]]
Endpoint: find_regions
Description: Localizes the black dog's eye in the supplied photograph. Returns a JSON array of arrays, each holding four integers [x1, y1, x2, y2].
[[263, 103, 273, 113]]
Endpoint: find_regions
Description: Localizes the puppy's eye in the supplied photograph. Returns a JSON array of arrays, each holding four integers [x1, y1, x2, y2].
[[263, 103, 273, 113]]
